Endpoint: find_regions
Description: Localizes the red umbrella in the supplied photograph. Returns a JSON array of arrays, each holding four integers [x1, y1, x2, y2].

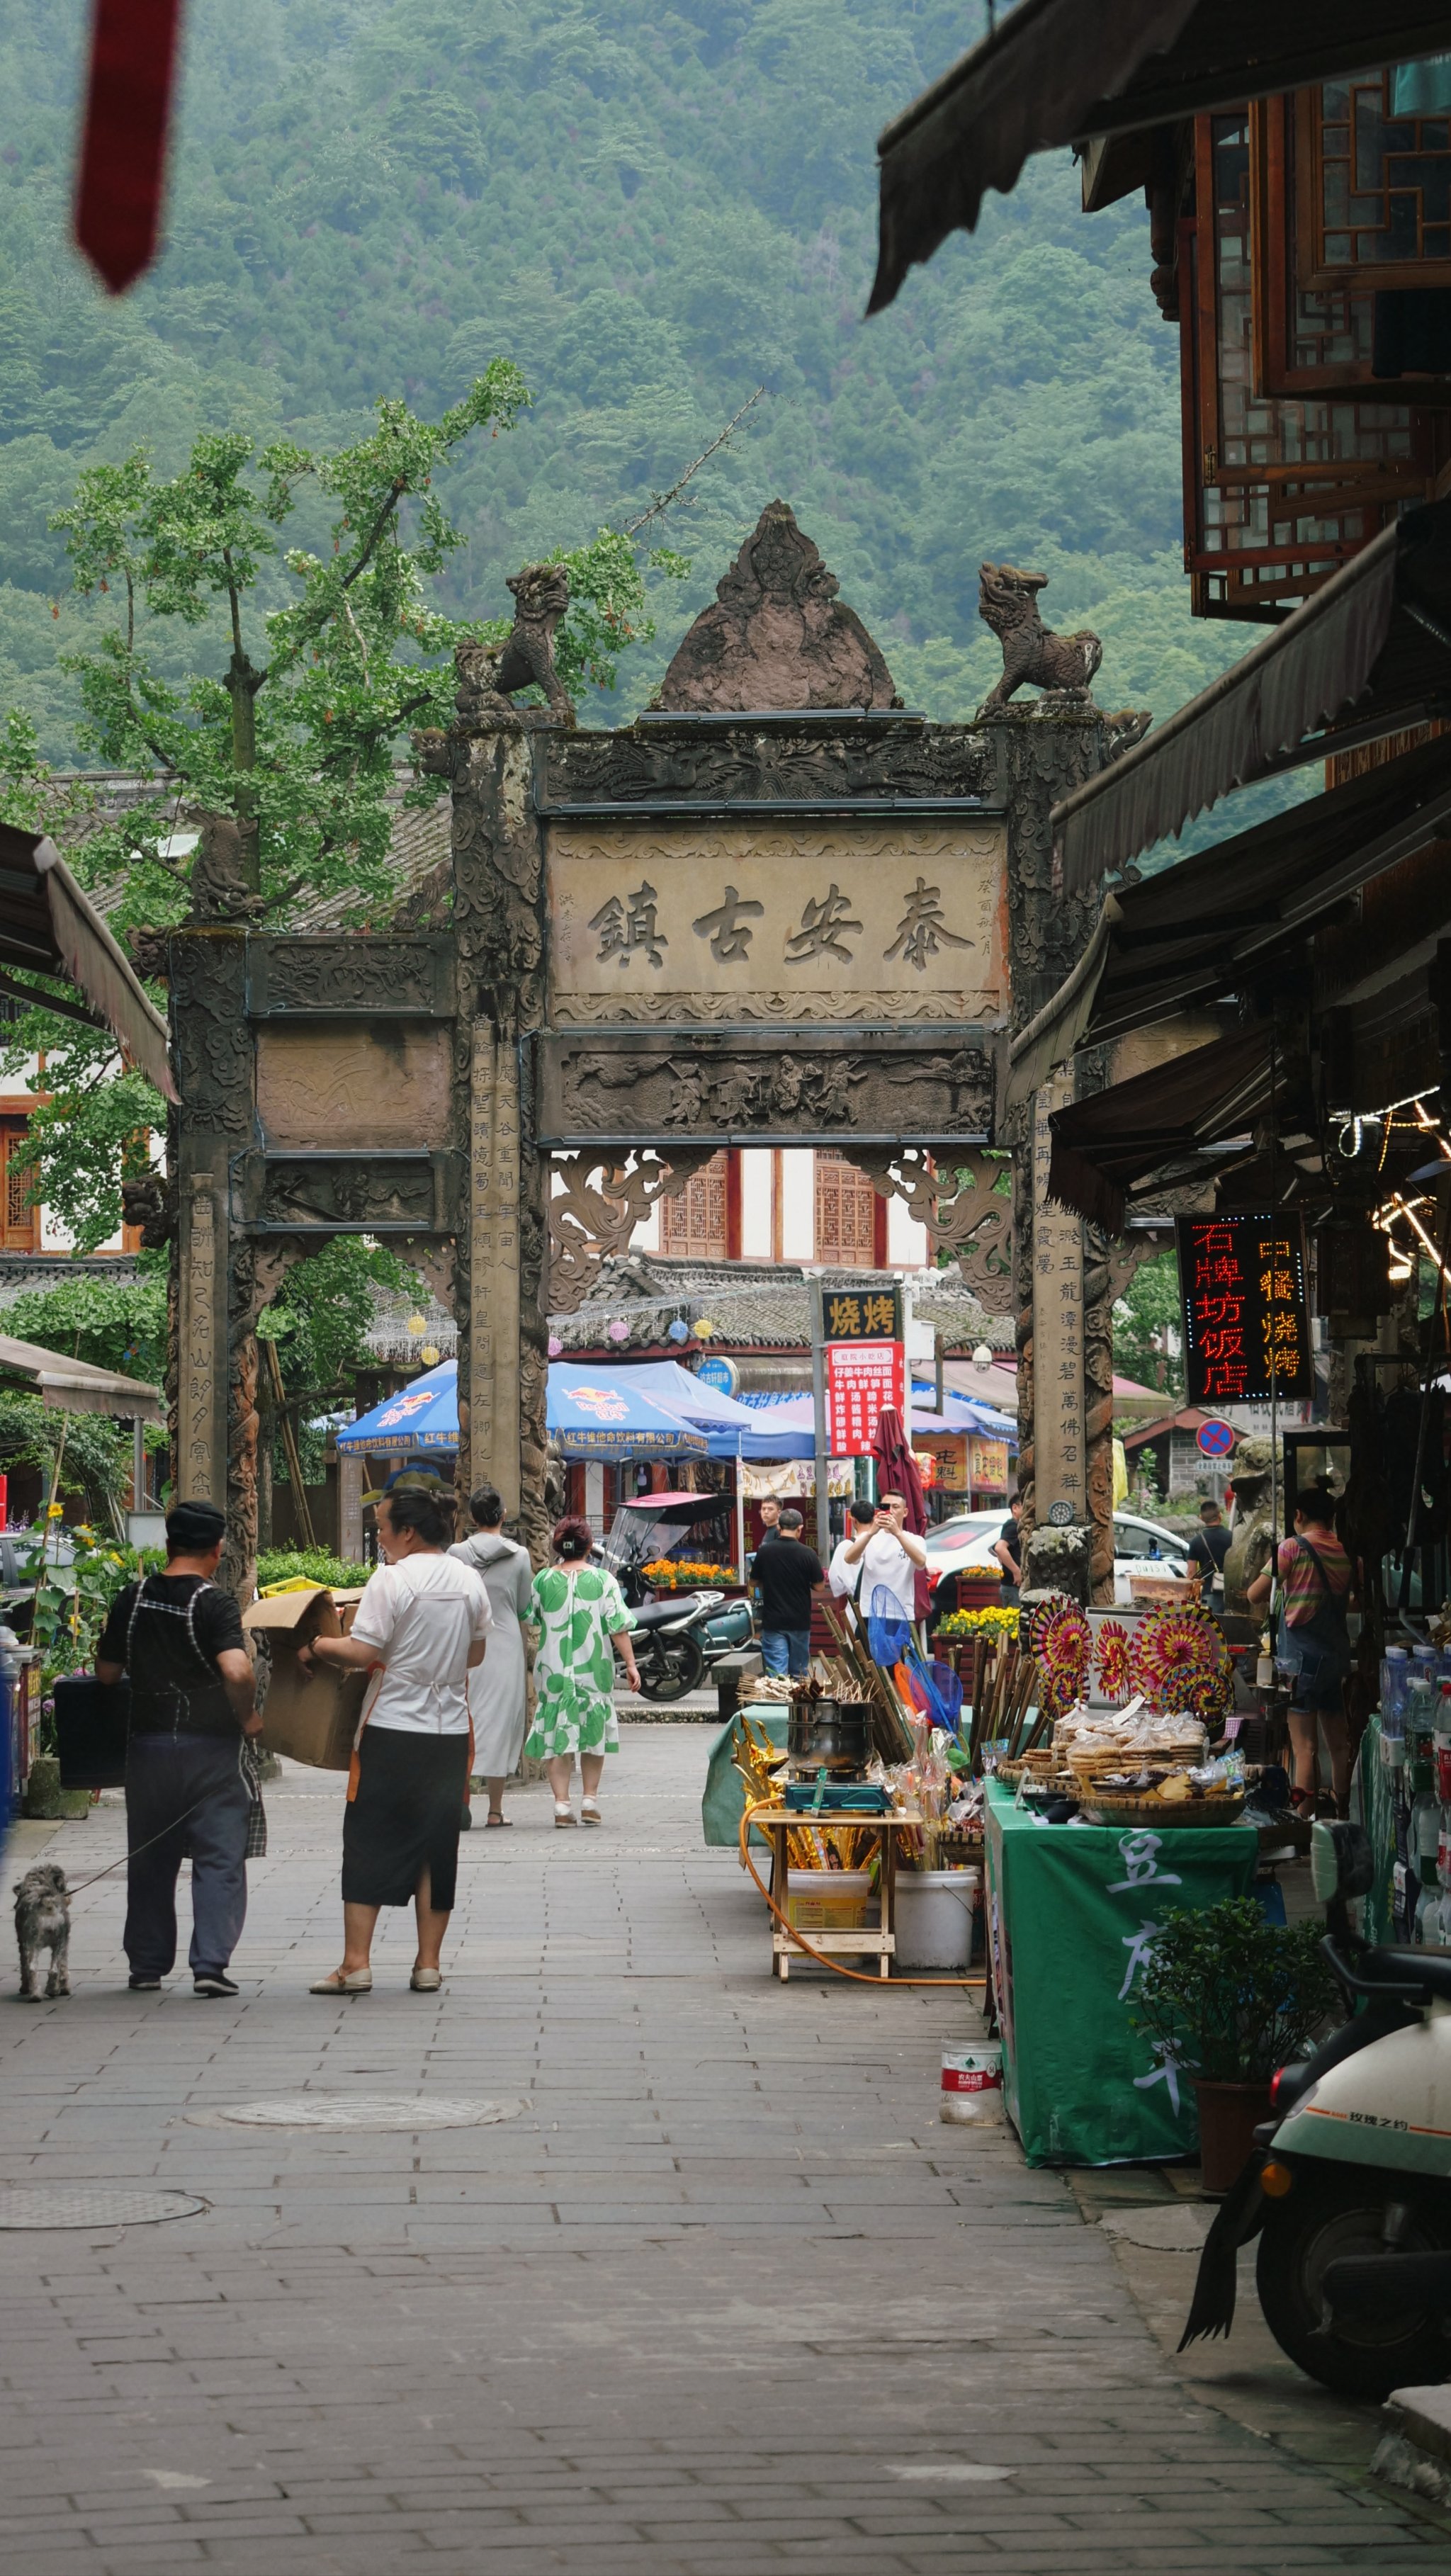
[[869, 1404, 932, 1622]]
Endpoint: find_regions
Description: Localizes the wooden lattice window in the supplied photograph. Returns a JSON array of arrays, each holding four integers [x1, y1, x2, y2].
[[814, 1152, 877, 1266], [660, 1151, 729, 1258], [1249, 89, 1451, 399], [0, 1120, 38, 1251], [1302, 72, 1451, 285], [1182, 111, 1446, 618]]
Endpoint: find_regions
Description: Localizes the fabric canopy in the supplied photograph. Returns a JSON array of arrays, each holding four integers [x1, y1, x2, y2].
[[1044, 1027, 1285, 1231], [337, 1358, 458, 1454], [0, 1333, 163, 1424], [870, 0, 1451, 314], [547, 1364, 708, 1458], [1049, 502, 1451, 898], [0, 823, 176, 1101], [1008, 724, 1451, 1110]]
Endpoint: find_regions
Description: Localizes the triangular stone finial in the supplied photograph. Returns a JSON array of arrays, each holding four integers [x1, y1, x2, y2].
[[655, 501, 900, 713]]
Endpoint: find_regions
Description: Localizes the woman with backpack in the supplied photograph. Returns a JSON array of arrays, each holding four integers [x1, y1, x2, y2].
[[1248, 1480, 1355, 1815]]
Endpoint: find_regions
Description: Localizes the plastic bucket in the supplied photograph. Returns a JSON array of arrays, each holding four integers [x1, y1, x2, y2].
[[785, 1869, 871, 1933], [940, 2038, 1003, 2125], [895, 1868, 979, 1971]]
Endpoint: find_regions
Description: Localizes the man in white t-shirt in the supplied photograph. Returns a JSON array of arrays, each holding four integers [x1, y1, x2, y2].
[[828, 1501, 877, 1599], [840, 1490, 928, 1625]]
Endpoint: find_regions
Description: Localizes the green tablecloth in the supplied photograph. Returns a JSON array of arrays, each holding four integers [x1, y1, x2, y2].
[[984, 1781, 1258, 2167], [701, 1710, 788, 1847]]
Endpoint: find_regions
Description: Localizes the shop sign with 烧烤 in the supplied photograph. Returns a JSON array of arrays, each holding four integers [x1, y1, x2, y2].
[[826, 1340, 905, 1455], [1175, 1214, 1311, 1408]]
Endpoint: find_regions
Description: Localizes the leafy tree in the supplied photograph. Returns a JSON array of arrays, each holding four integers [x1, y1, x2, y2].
[[1113, 1249, 1184, 1405], [258, 1239, 418, 1401], [4, 1270, 167, 1383], [0, 383, 689, 1241]]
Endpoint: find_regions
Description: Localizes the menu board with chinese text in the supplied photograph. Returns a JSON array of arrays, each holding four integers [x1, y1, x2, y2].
[[1175, 1214, 1311, 1407], [825, 1340, 905, 1457]]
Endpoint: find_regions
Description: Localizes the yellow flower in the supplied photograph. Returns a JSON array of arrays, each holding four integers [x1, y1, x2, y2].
[[47, 1503, 64, 1519]]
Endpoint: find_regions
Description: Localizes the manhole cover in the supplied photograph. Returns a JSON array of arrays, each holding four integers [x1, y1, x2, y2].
[[0, 2188, 206, 2230], [188, 2096, 526, 2132]]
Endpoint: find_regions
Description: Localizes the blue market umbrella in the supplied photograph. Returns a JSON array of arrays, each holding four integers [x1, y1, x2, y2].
[[337, 1359, 458, 1454], [547, 1365, 708, 1459]]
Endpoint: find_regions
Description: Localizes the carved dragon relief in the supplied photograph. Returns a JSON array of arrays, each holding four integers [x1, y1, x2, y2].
[[548, 1147, 720, 1314], [835, 1145, 1015, 1314]]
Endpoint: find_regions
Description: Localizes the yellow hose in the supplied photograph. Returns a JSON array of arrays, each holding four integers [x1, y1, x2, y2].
[[739, 1800, 988, 1991]]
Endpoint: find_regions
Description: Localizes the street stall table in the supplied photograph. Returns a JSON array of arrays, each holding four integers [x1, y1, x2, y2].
[[983, 1780, 1257, 2165], [749, 1806, 920, 1980]]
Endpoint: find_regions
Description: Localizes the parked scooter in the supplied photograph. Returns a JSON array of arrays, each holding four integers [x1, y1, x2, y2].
[[597, 1490, 754, 1701], [1182, 1819, 1451, 2398]]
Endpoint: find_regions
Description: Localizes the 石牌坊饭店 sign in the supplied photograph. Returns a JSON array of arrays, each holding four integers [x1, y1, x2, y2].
[[1175, 1214, 1311, 1408], [825, 1340, 905, 1455]]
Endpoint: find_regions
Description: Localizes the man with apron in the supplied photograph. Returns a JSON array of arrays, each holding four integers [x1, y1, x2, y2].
[[96, 1500, 262, 1995]]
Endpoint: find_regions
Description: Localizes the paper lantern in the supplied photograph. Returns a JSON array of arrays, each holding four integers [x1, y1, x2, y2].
[[667, 1318, 689, 1343], [607, 1318, 631, 1344], [694, 1316, 716, 1340], [407, 1313, 427, 1337], [421, 1345, 439, 1365], [547, 1335, 563, 1358]]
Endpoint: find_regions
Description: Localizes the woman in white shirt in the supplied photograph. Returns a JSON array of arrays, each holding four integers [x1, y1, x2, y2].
[[299, 1477, 492, 1994]]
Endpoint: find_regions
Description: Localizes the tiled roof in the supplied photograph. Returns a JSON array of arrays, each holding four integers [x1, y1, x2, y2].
[[551, 1253, 1012, 1355]]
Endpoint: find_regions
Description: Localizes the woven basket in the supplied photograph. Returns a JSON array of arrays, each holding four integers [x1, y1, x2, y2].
[[1080, 1790, 1247, 1829]]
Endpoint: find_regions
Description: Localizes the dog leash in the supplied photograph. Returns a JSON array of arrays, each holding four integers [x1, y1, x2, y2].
[[55, 1794, 218, 1897]]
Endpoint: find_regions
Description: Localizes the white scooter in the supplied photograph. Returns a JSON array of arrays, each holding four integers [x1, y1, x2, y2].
[[1183, 1821, 1451, 2399]]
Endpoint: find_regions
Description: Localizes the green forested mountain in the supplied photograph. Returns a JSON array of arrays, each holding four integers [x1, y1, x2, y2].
[[0, 0, 1250, 760]]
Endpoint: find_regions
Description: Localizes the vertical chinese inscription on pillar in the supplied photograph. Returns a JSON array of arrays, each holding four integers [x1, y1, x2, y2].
[[179, 1178, 218, 1501], [1032, 1078, 1085, 1520], [470, 1024, 521, 1515]]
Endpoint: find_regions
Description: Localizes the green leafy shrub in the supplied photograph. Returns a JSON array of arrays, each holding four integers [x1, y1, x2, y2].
[[256, 1547, 371, 1591], [1134, 1898, 1341, 2084]]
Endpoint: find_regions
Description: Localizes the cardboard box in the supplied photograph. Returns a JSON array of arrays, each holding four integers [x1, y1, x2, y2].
[[243, 1586, 372, 1771]]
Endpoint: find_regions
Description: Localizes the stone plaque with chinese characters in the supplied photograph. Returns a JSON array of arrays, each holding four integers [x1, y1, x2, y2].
[[1032, 1078, 1085, 1521], [1176, 1214, 1311, 1406], [546, 820, 1007, 1023]]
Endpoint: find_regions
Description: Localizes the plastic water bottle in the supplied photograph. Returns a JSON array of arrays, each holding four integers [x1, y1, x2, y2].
[[1382, 1645, 1411, 1737]]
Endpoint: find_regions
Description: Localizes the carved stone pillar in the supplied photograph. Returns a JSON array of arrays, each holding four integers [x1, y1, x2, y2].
[[419, 670, 555, 1554], [467, 1023, 522, 1517], [993, 707, 1114, 1583], [169, 930, 254, 1595]]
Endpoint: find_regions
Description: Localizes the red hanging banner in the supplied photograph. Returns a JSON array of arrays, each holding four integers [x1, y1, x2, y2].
[[74, 0, 183, 295]]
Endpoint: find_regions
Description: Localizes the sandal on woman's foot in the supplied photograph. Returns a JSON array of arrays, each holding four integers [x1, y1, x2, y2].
[[310, 1969, 372, 1994], [554, 1803, 577, 1827], [485, 1811, 512, 1827], [410, 1967, 442, 1992], [580, 1800, 602, 1826]]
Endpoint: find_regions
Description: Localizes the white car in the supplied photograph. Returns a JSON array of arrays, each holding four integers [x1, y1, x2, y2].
[[922, 1508, 1190, 1608]]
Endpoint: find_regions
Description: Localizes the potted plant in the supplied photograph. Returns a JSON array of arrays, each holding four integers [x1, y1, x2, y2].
[[1133, 1899, 1341, 2191]]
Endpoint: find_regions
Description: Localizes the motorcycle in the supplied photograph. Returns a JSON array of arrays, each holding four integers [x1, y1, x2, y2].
[[598, 1489, 755, 1702], [1183, 1819, 1451, 2399], [626, 1586, 750, 1702]]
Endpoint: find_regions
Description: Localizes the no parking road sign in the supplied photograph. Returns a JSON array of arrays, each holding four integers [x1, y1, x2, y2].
[[1197, 1417, 1235, 1459]]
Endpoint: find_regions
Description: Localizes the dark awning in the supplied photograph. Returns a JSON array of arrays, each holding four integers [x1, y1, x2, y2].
[[870, 1, 1451, 313], [1046, 1026, 1282, 1231], [0, 822, 176, 1102], [1009, 724, 1451, 1109], [1051, 502, 1451, 898]]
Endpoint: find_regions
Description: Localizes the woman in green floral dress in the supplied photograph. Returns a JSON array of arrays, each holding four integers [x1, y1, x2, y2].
[[525, 1517, 639, 1826]]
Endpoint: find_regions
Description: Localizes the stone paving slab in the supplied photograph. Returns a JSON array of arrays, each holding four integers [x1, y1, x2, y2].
[[0, 1733, 1445, 2571]]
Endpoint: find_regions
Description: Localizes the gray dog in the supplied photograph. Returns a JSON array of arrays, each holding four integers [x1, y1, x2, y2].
[[13, 1863, 71, 1999]]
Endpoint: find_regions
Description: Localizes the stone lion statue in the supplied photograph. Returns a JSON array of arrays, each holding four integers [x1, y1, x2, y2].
[[978, 563, 1103, 709], [455, 563, 574, 727]]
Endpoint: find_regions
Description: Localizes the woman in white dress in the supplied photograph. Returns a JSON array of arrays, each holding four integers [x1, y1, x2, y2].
[[449, 1485, 533, 1826]]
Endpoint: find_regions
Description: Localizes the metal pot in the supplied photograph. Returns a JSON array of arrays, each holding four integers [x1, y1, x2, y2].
[[787, 1698, 871, 1774]]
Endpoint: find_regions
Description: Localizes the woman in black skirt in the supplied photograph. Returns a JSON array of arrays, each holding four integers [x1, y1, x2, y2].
[[299, 1476, 492, 1994]]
